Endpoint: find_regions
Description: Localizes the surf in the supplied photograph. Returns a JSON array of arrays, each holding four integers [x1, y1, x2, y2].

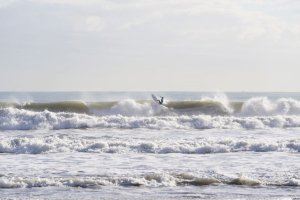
[[1, 96, 300, 116], [1, 106, 300, 130]]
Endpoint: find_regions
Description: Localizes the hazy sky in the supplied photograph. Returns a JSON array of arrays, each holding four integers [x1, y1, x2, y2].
[[0, 0, 300, 91]]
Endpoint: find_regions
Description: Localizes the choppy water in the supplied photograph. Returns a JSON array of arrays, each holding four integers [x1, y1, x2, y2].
[[1, 92, 300, 200]]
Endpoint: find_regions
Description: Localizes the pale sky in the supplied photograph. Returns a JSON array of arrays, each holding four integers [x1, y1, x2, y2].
[[0, 0, 300, 91]]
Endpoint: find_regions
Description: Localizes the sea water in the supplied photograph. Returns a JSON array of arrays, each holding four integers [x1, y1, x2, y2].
[[0, 92, 300, 200]]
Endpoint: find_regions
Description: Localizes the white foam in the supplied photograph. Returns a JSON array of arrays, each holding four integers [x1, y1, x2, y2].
[[0, 177, 23, 188], [0, 177, 58, 188], [241, 97, 300, 116], [1, 135, 299, 154], [0, 173, 230, 188], [92, 99, 168, 116], [1, 107, 300, 131], [1, 172, 299, 188], [200, 93, 233, 113], [110, 99, 157, 116]]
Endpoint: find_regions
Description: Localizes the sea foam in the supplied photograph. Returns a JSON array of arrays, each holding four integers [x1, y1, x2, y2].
[[1, 134, 299, 154], [1, 172, 299, 189], [1, 107, 300, 130], [241, 97, 300, 116]]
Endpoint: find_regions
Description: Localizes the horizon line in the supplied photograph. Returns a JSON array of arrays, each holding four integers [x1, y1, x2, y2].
[[0, 90, 299, 93]]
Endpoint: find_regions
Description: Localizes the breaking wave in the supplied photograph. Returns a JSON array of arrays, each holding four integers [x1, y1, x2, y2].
[[1, 107, 300, 130], [1, 97, 300, 131], [0, 98, 232, 116], [241, 97, 300, 116], [1, 97, 300, 117], [0, 135, 300, 154], [0, 172, 299, 189], [0, 174, 253, 189], [0, 108, 300, 130]]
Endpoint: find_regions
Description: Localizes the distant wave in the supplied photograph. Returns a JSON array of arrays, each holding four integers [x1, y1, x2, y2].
[[0, 99, 232, 116], [1, 97, 300, 130], [1, 97, 300, 117], [0, 101, 90, 113], [241, 97, 300, 116]]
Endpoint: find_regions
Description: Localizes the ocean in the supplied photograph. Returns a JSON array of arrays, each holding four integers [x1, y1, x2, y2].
[[0, 92, 300, 200]]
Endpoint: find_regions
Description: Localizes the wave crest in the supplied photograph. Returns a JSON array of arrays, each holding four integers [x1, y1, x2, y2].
[[241, 97, 300, 116], [1, 107, 300, 130], [1, 135, 300, 154], [2, 96, 300, 117], [1, 172, 299, 189]]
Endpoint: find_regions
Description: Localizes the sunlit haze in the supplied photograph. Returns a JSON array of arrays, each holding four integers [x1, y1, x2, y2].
[[1, 0, 300, 91]]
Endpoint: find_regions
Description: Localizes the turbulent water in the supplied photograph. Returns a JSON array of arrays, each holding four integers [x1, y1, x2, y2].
[[1, 92, 300, 200]]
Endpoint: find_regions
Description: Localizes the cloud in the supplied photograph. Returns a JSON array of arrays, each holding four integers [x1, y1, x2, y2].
[[85, 16, 105, 32], [71, 15, 106, 32], [0, 0, 16, 8], [0, 0, 300, 91], [29, 0, 104, 5], [2, 0, 300, 44]]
